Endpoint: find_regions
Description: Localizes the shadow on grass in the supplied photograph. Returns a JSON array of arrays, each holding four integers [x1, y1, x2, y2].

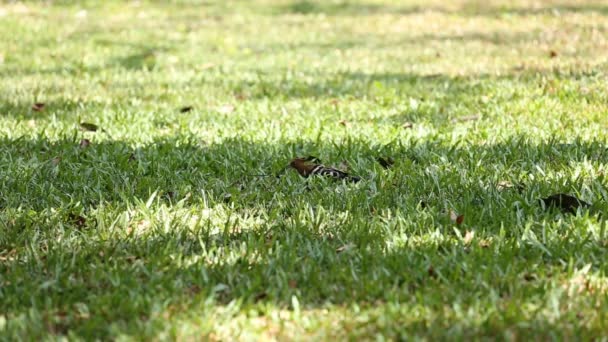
[[277, 0, 608, 17], [1, 132, 607, 337]]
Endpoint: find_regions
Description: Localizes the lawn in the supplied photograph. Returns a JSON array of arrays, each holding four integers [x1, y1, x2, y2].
[[1, 0, 608, 340]]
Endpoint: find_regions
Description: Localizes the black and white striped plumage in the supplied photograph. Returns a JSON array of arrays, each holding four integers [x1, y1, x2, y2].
[[290, 158, 361, 183]]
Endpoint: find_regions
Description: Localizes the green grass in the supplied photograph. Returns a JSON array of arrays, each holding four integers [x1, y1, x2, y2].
[[1, 0, 608, 340]]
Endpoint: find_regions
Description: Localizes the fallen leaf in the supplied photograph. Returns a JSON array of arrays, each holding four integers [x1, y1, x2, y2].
[[254, 292, 268, 302], [540, 193, 590, 214], [68, 213, 87, 228], [79, 122, 99, 132], [126, 219, 151, 236], [32, 102, 45, 112], [497, 180, 514, 191], [456, 214, 464, 225], [376, 157, 394, 169], [402, 122, 413, 129], [165, 191, 176, 200], [336, 243, 355, 254], [288, 279, 298, 288], [338, 119, 349, 127], [338, 160, 349, 171], [463, 230, 474, 245], [216, 104, 235, 114], [449, 210, 458, 222], [451, 114, 480, 123], [0, 249, 17, 262], [565, 273, 592, 295], [125, 255, 138, 263], [478, 239, 491, 248], [449, 210, 465, 225], [498, 180, 525, 193], [79, 139, 90, 148], [187, 285, 201, 295], [549, 50, 558, 58], [179, 106, 193, 113], [427, 265, 437, 278]]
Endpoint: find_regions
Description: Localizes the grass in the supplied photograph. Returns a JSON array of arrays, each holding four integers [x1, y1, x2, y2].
[[1, 0, 608, 339]]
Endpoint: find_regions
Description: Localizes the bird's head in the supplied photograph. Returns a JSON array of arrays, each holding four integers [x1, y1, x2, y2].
[[289, 157, 316, 177]]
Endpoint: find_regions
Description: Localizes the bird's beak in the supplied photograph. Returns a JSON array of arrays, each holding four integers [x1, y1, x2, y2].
[[274, 164, 290, 178]]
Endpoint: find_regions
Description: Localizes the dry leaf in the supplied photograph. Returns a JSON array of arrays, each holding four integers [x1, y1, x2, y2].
[[338, 160, 349, 171], [68, 213, 86, 228], [79, 122, 99, 132], [451, 114, 480, 123], [427, 265, 437, 278], [187, 285, 202, 295], [336, 243, 355, 253], [449, 210, 458, 222], [288, 279, 298, 288], [549, 50, 558, 58], [497, 180, 513, 191], [456, 214, 464, 225], [338, 119, 349, 127], [79, 139, 91, 148], [32, 102, 45, 112], [463, 230, 474, 245], [179, 106, 193, 113], [377, 157, 394, 169], [254, 292, 268, 302], [449, 210, 464, 225], [216, 104, 235, 114], [0, 249, 17, 262], [498, 180, 524, 193], [478, 239, 491, 248]]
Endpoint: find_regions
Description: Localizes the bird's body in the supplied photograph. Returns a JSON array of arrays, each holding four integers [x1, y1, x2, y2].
[[289, 158, 360, 182]]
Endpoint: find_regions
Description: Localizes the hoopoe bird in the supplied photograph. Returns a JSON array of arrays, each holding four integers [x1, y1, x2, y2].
[[289, 157, 361, 183]]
